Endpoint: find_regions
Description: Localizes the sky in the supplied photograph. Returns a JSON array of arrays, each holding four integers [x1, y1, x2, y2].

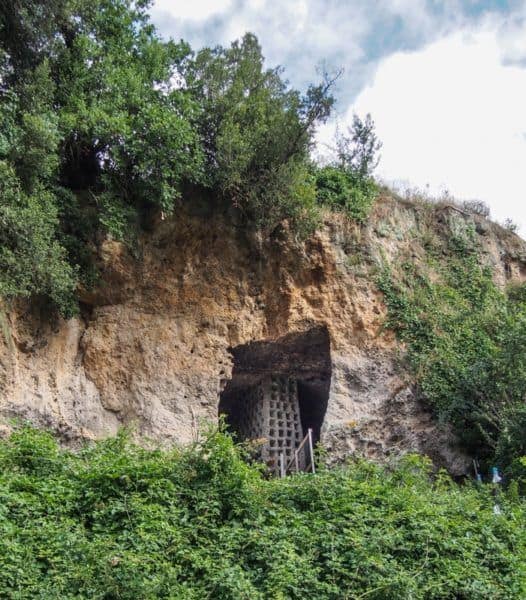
[[150, 0, 526, 230]]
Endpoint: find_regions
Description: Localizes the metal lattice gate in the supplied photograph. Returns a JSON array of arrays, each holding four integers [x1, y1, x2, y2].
[[236, 375, 305, 474]]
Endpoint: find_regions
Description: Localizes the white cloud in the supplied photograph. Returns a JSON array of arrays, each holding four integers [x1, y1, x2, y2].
[[152, 0, 232, 22], [497, 4, 526, 65], [149, 1, 526, 232], [149, 1, 518, 111], [150, 1, 375, 98], [346, 28, 526, 230]]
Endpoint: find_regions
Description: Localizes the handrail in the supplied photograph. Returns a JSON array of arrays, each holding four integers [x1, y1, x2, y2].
[[282, 428, 315, 476]]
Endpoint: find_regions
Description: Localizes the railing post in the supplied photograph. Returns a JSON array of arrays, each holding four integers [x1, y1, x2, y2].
[[279, 453, 285, 478], [307, 428, 315, 474]]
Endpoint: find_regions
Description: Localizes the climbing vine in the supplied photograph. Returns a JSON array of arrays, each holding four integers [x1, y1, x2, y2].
[[378, 225, 526, 476]]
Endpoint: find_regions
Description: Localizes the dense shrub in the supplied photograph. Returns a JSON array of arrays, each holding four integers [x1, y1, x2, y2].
[[315, 165, 378, 222], [315, 114, 381, 222], [0, 426, 524, 599], [0, 161, 77, 315]]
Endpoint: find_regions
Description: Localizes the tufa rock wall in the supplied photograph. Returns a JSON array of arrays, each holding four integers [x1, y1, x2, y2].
[[1, 195, 525, 474]]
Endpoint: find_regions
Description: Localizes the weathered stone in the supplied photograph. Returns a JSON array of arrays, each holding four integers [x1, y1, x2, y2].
[[0, 196, 524, 473]]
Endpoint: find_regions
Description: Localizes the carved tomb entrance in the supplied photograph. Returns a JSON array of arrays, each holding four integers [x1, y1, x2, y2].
[[219, 326, 331, 474]]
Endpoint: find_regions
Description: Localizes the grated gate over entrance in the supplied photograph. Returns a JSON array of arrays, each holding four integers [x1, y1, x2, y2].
[[235, 375, 304, 470], [218, 327, 331, 476]]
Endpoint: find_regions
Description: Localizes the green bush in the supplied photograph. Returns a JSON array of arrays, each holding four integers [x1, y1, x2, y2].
[[315, 165, 378, 222], [0, 162, 77, 316], [0, 426, 524, 599], [315, 114, 381, 222]]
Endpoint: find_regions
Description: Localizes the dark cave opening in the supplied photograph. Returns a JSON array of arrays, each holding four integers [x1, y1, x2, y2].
[[218, 326, 331, 472], [297, 379, 328, 448]]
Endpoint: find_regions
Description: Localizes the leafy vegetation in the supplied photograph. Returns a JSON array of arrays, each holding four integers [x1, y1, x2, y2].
[[0, 0, 380, 314], [0, 161, 76, 315], [378, 223, 526, 478], [0, 425, 524, 599], [315, 164, 378, 223], [1, 0, 207, 313], [315, 114, 381, 222], [185, 32, 334, 234]]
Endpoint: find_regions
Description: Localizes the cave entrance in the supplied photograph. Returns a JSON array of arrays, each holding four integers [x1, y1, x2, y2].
[[219, 326, 331, 475]]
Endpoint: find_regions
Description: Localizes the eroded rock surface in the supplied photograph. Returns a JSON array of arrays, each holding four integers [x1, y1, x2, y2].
[[1, 196, 525, 474]]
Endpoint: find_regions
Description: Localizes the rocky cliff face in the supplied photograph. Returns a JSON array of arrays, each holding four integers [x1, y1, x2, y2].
[[1, 195, 525, 474]]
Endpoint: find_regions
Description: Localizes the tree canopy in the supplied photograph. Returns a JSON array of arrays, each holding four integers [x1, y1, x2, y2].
[[0, 0, 348, 314]]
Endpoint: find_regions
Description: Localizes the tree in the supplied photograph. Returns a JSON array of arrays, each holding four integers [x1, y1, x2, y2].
[[0, 0, 205, 312], [0, 0, 69, 75], [315, 114, 381, 222], [185, 33, 335, 232], [0, 2, 336, 313], [336, 113, 382, 177]]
